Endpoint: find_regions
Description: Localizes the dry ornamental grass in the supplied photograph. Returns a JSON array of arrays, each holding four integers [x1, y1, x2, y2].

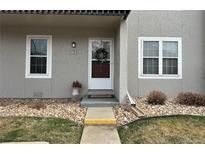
[[176, 92, 205, 106], [27, 102, 47, 110], [147, 90, 167, 105]]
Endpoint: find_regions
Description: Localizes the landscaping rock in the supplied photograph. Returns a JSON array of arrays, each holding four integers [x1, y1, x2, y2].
[[134, 97, 205, 117], [0, 98, 87, 124], [113, 105, 139, 126], [113, 96, 205, 126]]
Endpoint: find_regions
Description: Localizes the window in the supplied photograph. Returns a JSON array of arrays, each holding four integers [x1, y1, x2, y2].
[[138, 37, 182, 79], [26, 35, 52, 78]]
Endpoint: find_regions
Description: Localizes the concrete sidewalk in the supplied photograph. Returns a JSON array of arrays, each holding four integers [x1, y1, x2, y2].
[[80, 126, 121, 144], [80, 107, 121, 144]]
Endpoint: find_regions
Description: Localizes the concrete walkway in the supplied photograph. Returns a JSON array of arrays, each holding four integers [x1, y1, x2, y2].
[[80, 107, 121, 144], [80, 126, 121, 144]]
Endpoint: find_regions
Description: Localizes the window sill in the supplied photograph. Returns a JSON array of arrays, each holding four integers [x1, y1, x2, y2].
[[25, 74, 52, 79], [138, 75, 182, 79]]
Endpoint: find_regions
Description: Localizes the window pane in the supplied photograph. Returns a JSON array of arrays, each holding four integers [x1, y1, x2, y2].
[[31, 39, 47, 55], [143, 41, 159, 57], [92, 40, 110, 59], [92, 41, 101, 59], [30, 57, 47, 74], [143, 58, 159, 74], [92, 61, 110, 78], [163, 41, 178, 57], [102, 41, 110, 59], [163, 58, 178, 74]]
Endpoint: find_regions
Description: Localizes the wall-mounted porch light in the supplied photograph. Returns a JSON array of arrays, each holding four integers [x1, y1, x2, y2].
[[72, 41, 76, 48], [70, 41, 77, 55]]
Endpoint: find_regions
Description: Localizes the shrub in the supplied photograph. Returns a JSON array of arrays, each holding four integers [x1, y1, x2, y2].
[[0, 99, 11, 107], [0, 102, 11, 107], [176, 92, 205, 106], [28, 102, 47, 110], [147, 90, 167, 105]]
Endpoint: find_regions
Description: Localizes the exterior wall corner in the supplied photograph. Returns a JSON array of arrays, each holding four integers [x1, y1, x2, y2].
[[119, 20, 128, 104]]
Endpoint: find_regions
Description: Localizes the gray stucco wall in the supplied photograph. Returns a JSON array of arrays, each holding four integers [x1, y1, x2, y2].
[[118, 21, 128, 103], [114, 21, 128, 103], [127, 10, 205, 97], [114, 26, 120, 100], [0, 25, 116, 98]]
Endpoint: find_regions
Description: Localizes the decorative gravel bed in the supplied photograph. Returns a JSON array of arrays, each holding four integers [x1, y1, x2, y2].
[[0, 98, 87, 124], [113, 105, 139, 126], [134, 97, 205, 117]]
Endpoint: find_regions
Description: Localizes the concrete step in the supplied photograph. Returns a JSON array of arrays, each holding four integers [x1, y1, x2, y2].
[[84, 107, 117, 126], [88, 89, 114, 95], [88, 94, 114, 98], [81, 97, 119, 107], [87, 89, 114, 98]]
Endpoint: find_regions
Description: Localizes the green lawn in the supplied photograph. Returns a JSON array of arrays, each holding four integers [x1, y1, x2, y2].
[[0, 117, 83, 144], [118, 115, 205, 144]]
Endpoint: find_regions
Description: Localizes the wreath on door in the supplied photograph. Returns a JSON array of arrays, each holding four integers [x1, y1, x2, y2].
[[94, 48, 109, 63]]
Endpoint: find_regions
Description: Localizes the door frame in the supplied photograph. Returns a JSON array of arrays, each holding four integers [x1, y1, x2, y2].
[[88, 37, 114, 90]]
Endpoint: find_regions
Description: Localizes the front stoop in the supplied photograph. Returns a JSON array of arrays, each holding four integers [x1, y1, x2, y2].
[[80, 107, 121, 144], [81, 89, 119, 107], [87, 89, 114, 96], [81, 97, 119, 107], [87, 89, 115, 98]]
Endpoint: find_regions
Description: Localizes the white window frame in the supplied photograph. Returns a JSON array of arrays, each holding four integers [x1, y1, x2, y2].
[[25, 35, 52, 78], [138, 37, 182, 79]]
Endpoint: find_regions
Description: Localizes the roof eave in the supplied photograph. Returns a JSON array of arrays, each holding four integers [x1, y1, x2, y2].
[[0, 10, 131, 19]]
